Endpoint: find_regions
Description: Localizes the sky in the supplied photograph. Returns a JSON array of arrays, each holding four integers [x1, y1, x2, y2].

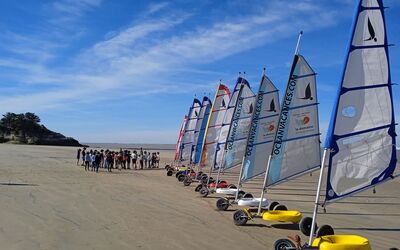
[[0, 0, 399, 144]]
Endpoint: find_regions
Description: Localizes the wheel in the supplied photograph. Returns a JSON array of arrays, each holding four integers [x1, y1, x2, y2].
[[316, 224, 334, 237], [175, 172, 181, 178], [177, 174, 185, 182], [299, 216, 317, 236], [216, 198, 230, 211], [233, 210, 248, 226], [183, 177, 192, 186], [243, 193, 253, 198], [268, 201, 280, 211], [166, 170, 173, 176], [227, 184, 236, 189], [237, 190, 246, 199], [164, 164, 170, 170], [273, 204, 288, 211], [199, 187, 209, 197], [195, 184, 203, 192], [273, 239, 295, 250]]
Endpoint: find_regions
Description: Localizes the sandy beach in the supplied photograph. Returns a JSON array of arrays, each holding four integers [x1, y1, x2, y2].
[[0, 144, 399, 250]]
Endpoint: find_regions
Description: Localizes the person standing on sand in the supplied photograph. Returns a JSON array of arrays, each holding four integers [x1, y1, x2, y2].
[[127, 151, 131, 169], [132, 150, 137, 169], [106, 152, 113, 172], [81, 148, 86, 166], [144, 151, 148, 168], [95, 152, 101, 173], [156, 152, 160, 168], [76, 148, 81, 166], [84, 151, 91, 171], [139, 148, 144, 169], [91, 150, 96, 171]]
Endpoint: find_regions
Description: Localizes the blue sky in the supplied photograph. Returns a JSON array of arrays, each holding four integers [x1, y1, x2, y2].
[[0, 0, 399, 144]]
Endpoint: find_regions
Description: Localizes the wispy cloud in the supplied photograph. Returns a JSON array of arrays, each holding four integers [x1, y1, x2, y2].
[[145, 2, 170, 15], [0, 0, 346, 114]]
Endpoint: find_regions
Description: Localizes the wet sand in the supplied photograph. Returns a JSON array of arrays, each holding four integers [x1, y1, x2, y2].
[[0, 144, 398, 249]]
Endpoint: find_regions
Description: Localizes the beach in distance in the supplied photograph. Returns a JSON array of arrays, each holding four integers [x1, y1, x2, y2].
[[0, 143, 399, 250]]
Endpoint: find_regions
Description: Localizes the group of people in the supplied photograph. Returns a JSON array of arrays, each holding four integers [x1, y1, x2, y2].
[[76, 147, 160, 173]]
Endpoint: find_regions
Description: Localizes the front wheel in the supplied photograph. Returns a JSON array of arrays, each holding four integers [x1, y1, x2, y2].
[[195, 184, 203, 192], [183, 177, 192, 186], [216, 198, 230, 211], [299, 216, 317, 236], [177, 174, 185, 182], [316, 224, 334, 237], [166, 170, 173, 176], [273, 239, 295, 250], [233, 210, 248, 226], [199, 187, 209, 197]]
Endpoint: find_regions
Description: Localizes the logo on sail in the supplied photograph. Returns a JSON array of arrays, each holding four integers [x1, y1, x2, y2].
[[266, 99, 276, 112], [364, 17, 377, 42], [194, 110, 199, 117], [221, 99, 226, 108], [299, 83, 313, 100], [296, 115, 310, 126], [248, 103, 253, 114]]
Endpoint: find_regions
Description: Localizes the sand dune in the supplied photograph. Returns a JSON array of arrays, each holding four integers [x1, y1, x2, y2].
[[0, 144, 398, 249]]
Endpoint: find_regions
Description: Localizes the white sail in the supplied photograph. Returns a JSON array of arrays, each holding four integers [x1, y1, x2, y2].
[[324, 0, 397, 202], [223, 83, 255, 170], [266, 55, 321, 187], [213, 77, 248, 169], [201, 84, 231, 167], [180, 98, 202, 163], [241, 74, 280, 182]]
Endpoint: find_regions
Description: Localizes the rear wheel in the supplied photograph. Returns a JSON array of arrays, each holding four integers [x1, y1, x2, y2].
[[274, 204, 288, 211], [199, 187, 209, 197], [299, 216, 317, 236], [273, 239, 295, 250], [177, 174, 185, 182], [268, 201, 280, 211], [237, 190, 246, 199], [166, 170, 173, 176], [243, 193, 253, 198], [233, 210, 248, 226], [227, 184, 236, 189], [216, 198, 230, 211], [183, 177, 192, 186], [316, 224, 334, 237], [195, 184, 203, 192]]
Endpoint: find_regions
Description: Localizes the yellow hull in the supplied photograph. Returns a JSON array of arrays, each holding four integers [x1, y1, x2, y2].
[[261, 210, 302, 223], [312, 235, 371, 250]]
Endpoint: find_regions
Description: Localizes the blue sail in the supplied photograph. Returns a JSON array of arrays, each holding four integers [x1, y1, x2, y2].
[[192, 96, 212, 164], [180, 98, 202, 162], [324, 0, 397, 202]]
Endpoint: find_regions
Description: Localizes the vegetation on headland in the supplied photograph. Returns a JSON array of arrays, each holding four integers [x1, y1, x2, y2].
[[0, 112, 83, 146]]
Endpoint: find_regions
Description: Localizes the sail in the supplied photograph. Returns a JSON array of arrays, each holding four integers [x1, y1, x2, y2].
[[266, 55, 321, 187], [192, 96, 212, 164], [324, 0, 396, 202], [213, 77, 249, 169], [200, 84, 231, 167], [223, 83, 255, 170], [241, 74, 280, 182], [174, 115, 188, 161], [180, 98, 202, 163]]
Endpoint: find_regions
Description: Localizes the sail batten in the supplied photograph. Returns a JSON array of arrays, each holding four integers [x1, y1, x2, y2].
[[324, 0, 396, 203]]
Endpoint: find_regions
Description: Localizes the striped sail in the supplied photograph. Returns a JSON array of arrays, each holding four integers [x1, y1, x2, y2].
[[223, 83, 255, 170], [213, 77, 249, 169], [200, 84, 231, 167], [174, 115, 188, 161], [180, 98, 202, 163], [324, 0, 396, 202], [267, 55, 321, 187], [192, 97, 212, 164], [241, 74, 280, 182]]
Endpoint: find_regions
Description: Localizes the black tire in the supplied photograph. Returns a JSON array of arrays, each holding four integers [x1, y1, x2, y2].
[[233, 210, 248, 226], [195, 184, 203, 192], [273, 239, 295, 250], [243, 193, 253, 198], [201, 178, 208, 185], [268, 201, 280, 211], [166, 170, 173, 176], [227, 184, 237, 189], [237, 190, 246, 199], [274, 204, 288, 211], [216, 198, 230, 211], [199, 187, 209, 197], [183, 177, 192, 186], [316, 224, 334, 237], [175, 172, 181, 178], [164, 164, 170, 170], [177, 174, 185, 182], [299, 216, 317, 236]]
